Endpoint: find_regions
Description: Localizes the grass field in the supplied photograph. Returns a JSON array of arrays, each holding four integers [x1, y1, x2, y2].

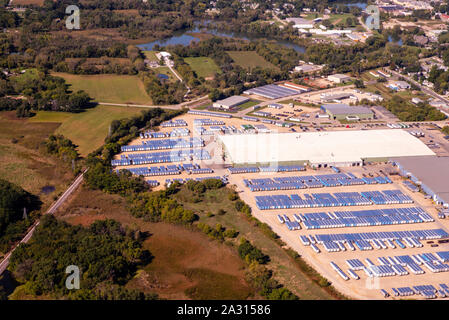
[[55, 186, 254, 300], [173, 186, 336, 300], [143, 51, 159, 61], [184, 57, 222, 78], [52, 72, 152, 104], [29, 105, 143, 156], [0, 112, 74, 210], [226, 51, 279, 71]]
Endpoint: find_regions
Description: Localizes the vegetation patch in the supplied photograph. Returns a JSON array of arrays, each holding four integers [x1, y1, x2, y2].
[[227, 51, 279, 71], [52, 72, 152, 105], [184, 57, 222, 78]]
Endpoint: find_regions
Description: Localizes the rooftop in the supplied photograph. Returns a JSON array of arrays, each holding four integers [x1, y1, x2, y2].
[[219, 129, 435, 165], [214, 95, 249, 107], [322, 104, 372, 115], [391, 156, 449, 205]]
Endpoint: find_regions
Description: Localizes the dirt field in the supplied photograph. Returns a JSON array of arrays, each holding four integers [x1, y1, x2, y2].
[[55, 186, 254, 300]]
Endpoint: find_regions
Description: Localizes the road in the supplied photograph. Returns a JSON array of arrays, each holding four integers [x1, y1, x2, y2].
[[98, 94, 210, 110], [0, 169, 87, 275], [387, 68, 449, 106]]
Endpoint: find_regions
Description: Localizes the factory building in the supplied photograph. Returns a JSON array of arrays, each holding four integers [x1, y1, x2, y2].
[[321, 104, 374, 120], [328, 74, 351, 84], [392, 156, 449, 208], [212, 95, 249, 110]]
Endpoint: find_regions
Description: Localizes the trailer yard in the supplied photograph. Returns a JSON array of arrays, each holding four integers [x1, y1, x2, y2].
[[111, 112, 449, 299]]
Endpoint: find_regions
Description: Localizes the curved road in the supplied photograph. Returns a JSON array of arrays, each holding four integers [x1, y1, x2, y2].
[[0, 170, 87, 275]]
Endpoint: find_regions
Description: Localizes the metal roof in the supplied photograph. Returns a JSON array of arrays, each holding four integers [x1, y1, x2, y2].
[[322, 104, 373, 115], [391, 156, 449, 206], [214, 95, 249, 107]]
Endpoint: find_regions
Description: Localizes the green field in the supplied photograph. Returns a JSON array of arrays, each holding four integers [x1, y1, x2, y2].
[[184, 57, 221, 78], [226, 51, 279, 71], [52, 72, 152, 104], [143, 50, 159, 61], [30, 105, 144, 156]]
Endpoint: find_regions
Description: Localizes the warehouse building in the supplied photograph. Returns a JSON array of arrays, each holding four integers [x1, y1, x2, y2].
[[321, 104, 374, 120], [219, 129, 435, 167], [328, 74, 351, 84], [212, 95, 249, 110], [391, 156, 449, 208], [279, 82, 311, 92]]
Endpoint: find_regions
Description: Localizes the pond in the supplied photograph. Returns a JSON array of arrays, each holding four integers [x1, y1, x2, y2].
[[138, 25, 306, 53], [41, 185, 55, 195]]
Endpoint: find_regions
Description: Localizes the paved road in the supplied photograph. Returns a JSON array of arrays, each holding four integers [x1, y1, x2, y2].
[[387, 68, 449, 106], [98, 95, 210, 110], [0, 170, 87, 275]]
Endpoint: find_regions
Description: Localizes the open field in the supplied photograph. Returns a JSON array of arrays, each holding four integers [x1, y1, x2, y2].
[[184, 57, 222, 78], [55, 186, 255, 300], [11, 0, 45, 5], [227, 51, 279, 71], [143, 51, 159, 61], [173, 185, 337, 300], [29, 105, 144, 156], [52, 72, 152, 104], [0, 112, 74, 210]]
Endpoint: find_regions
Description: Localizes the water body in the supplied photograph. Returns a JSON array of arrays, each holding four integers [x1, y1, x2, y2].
[[41, 185, 55, 195], [388, 35, 403, 46], [138, 26, 306, 53], [333, 1, 368, 9]]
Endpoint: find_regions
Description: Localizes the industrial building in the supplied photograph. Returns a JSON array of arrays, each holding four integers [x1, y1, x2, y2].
[[387, 80, 411, 91], [320, 93, 357, 103], [243, 84, 300, 99], [219, 129, 435, 167], [279, 82, 311, 92], [212, 95, 249, 110], [321, 104, 374, 120], [391, 156, 449, 208], [285, 17, 314, 29], [328, 74, 351, 84]]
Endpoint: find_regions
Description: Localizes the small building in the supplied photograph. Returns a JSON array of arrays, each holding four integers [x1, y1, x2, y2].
[[328, 74, 351, 84], [267, 103, 283, 109], [280, 81, 311, 92], [411, 97, 424, 105], [321, 104, 374, 120], [213, 96, 250, 110], [387, 80, 410, 91], [285, 17, 314, 29]]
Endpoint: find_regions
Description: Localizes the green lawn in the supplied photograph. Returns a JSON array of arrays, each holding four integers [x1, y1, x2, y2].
[[184, 57, 221, 78], [226, 51, 279, 71], [52, 72, 152, 104], [143, 50, 159, 61], [29, 105, 144, 156]]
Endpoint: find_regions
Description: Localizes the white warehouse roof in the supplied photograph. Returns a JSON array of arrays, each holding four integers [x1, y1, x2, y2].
[[219, 129, 435, 165]]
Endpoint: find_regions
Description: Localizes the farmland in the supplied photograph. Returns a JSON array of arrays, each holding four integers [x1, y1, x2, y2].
[[184, 57, 222, 78], [52, 72, 152, 104], [226, 51, 279, 71], [29, 105, 144, 156]]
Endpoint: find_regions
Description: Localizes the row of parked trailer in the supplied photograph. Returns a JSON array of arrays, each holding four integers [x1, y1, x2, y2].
[[385, 284, 449, 299], [284, 207, 434, 230], [193, 118, 226, 126], [161, 119, 188, 127], [403, 180, 419, 192], [111, 149, 212, 166], [187, 110, 232, 118], [228, 165, 305, 174], [255, 190, 413, 210], [116, 164, 214, 177], [300, 229, 448, 253], [140, 128, 190, 139], [120, 137, 204, 152], [244, 173, 391, 192]]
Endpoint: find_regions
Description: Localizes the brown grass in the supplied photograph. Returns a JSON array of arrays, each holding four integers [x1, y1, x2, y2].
[[0, 112, 74, 210], [54, 186, 255, 300]]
